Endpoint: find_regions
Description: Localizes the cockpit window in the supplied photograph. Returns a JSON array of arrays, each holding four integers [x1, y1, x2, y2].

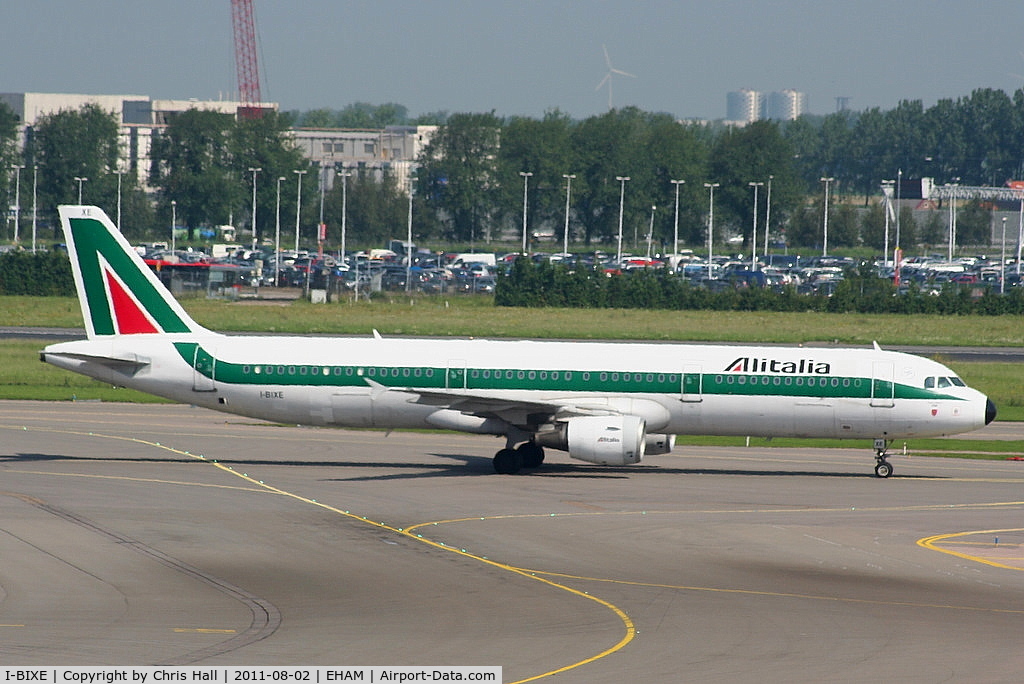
[[926, 376, 965, 390]]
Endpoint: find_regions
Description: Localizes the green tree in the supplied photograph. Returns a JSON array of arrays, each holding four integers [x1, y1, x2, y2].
[[32, 104, 121, 230], [0, 102, 21, 241], [955, 201, 992, 247], [417, 111, 502, 242], [642, 116, 708, 249], [150, 108, 239, 240], [894, 206, 918, 252], [859, 201, 886, 252], [231, 110, 310, 245], [828, 203, 860, 248], [919, 210, 946, 249], [788, 201, 821, 249], [710, 120, 801, 251], [497, 110, 575, 246], [324, 167, 409, 247], [569, 107, 654, 245]]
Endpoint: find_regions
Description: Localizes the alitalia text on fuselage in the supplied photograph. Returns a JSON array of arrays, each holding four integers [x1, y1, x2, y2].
[[724, 356, 831, 375]]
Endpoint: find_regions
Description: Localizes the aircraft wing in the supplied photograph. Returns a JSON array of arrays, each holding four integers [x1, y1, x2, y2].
[[380, 382, 622, 427]]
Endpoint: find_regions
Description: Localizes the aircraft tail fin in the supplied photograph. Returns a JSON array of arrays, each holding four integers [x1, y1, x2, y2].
[[58, 205, 209, 339]]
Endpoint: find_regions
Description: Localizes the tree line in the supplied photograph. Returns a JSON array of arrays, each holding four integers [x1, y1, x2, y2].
[[494, 258, 1024, 316], [3, 88, 1023, 251]]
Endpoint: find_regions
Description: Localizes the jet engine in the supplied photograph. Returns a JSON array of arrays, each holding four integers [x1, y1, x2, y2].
[[536, 415, 646, 466], [644, 433, 676, 455]]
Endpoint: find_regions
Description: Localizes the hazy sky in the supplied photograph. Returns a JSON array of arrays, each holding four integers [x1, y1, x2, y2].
[[4, 1, 1024, 120]]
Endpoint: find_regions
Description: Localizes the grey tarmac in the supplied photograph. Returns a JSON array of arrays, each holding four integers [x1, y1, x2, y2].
[[1, 400, 1023, 683]]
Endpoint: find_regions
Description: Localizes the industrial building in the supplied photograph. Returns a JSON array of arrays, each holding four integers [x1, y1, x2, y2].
[[0, 92, 433, 194]]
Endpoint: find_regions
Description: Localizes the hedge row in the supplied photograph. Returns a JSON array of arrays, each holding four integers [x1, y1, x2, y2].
[[0, 251, 75, 296], [494, 259, 1024, 316]]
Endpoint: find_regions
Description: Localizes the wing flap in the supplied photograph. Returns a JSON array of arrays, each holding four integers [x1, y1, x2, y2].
[[387, 386, 624, 427]]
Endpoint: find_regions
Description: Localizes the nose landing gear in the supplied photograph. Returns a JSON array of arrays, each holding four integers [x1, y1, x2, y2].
[[874, 438, 893, 478]]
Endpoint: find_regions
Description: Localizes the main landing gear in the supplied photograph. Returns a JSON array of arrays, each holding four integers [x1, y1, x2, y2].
[[493, 441, 545, 475], [873, 438, 893, 478]]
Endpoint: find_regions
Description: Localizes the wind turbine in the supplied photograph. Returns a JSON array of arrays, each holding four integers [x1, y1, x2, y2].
[[596, 44, 635, 110]]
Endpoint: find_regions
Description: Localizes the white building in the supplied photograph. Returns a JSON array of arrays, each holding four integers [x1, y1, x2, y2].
[[0, 92, 277, 191], [765, 90, 807, 121], [724, 88, 807, 124], [290, 125, 436, 192], [726, 89, 762, 125], [0, 92, 433, 195]]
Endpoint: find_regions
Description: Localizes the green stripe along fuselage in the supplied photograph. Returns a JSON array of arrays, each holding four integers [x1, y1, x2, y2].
[[172, 342, 961, 402]]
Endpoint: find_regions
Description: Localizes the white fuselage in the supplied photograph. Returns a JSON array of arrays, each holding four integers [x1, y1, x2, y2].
[[43, 332, 991, 442]]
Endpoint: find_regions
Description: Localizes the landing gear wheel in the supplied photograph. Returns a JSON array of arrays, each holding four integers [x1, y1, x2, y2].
[[493, 448, 523, 475], [516, 442, 545, 468], [873, 438, 893, 478]]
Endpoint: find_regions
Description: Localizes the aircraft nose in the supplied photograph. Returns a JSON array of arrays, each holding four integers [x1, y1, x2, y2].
[[986, 398, 997, 425]]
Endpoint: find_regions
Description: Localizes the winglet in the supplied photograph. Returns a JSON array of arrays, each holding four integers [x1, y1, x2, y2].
[[59, 205, 208, 338]]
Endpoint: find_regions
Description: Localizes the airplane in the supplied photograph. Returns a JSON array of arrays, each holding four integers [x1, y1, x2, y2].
[[42, 205, 997, 478]]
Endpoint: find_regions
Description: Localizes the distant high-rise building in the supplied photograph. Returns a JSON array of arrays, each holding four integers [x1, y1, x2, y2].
[[726, 89, 762, 124], [835, 96, 852, 112], [765, 90, 807, 120]]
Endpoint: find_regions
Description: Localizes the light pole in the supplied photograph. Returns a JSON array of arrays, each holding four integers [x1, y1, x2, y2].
[[11, 165, 23, 243], [406, 176, 416, 292], [670, 179, 685, 261], [293, 169, 307, 253], [317, 165, 326, 258], [646, 205, 656, 258], [519, 171, 532, 254], [338, 171, 351, 270], [748, 181, 763, 270], [115, 169, 124, 230], [73, 176, 88, 204], [275, 176, 284, 286], [248, 167, 261, 250], [170, 200, 177, 256], [946, 180, 960, 262], [763, 175, 773, 258], [615, 176, 630, 263], [881, 180, 895, 266], [1001, 216, 1007, 295], [31, 165, 37, 253], [820, 177, 834, 257], [703, 182, 719, 280], [562, 174, 575, 256], [1017, 194, 1023, 278], [896, 168, 902, 256]]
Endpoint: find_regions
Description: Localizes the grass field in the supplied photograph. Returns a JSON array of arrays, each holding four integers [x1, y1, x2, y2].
[[4, 293, 1024, 345], [4, 294, 1022, 458]]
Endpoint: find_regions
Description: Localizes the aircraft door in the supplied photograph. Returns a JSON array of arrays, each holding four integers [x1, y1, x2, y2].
[[446, 360, 467, 390], [870, 361, 895, 408], [191, 344, 216, 392], [681, 364, 702, 402]]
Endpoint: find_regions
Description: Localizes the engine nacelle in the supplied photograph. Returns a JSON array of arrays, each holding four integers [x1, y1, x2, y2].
[[644, 433, 676, 455], [537, 415, 646, 466]]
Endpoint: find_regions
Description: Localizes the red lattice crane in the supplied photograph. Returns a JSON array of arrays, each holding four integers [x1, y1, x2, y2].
[[231, 0, 263, 118]]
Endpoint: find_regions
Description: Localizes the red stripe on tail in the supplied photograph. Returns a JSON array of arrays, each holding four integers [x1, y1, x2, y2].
[[105, 269, 159, 334]]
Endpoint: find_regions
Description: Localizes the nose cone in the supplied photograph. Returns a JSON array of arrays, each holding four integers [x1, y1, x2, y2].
[[986, 398, 998, 425]]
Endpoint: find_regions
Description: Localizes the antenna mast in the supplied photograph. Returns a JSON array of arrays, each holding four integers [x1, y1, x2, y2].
[[231, 0, 263, 118]]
